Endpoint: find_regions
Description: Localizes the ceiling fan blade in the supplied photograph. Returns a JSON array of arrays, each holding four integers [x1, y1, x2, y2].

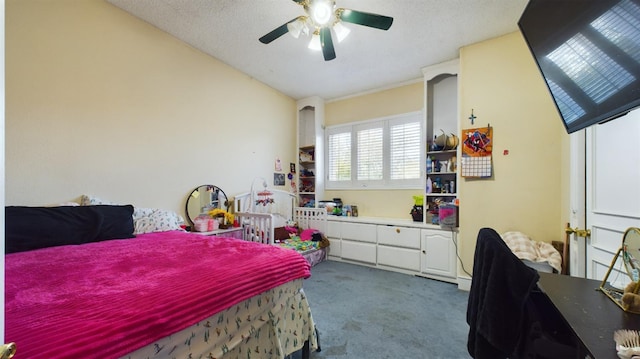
[[320, 27, 336, 61], [337, 8, 393, 30], [259, 18, 298, 44]]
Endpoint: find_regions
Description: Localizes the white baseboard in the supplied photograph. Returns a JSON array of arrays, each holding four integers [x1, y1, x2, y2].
[[457, 275, 471, 291]]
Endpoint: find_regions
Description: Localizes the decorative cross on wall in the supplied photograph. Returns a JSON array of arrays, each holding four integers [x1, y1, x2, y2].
[[468, 109, 477, 125]]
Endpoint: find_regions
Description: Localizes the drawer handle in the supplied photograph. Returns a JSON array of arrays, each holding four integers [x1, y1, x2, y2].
[[396, 228, 400, 233]]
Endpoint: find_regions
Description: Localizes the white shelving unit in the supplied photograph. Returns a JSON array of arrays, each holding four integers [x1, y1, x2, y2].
[[296, 97, 324, 207], [426, 148, 458, 206], [422, 59, 460, 226]]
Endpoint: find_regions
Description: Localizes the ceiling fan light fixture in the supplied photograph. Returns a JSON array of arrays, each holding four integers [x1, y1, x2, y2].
[[308, 30, 321, 51], [259, 1, 392, 61], [287, 17, 307, 39], [309, 0, 334, 26], [333, 21, 350, 42]]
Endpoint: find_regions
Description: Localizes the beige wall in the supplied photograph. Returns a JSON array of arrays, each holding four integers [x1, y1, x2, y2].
[[324, 82, 424, 217], [457, 32, 570, 274], [5, 0, 297, 216]]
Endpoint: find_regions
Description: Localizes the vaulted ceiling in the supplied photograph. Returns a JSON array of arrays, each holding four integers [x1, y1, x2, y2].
[[107, 0, 530, 100]]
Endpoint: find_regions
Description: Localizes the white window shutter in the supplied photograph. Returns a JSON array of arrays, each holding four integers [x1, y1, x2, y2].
[[356, 125, 383, 181], [389, 120, 421, 180], [325, 111, 423, 190], [327, 130, 351, 182]]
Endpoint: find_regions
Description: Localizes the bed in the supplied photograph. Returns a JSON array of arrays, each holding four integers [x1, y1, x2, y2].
[[234, 188, 329, 266], [4, 204, 318, 359]]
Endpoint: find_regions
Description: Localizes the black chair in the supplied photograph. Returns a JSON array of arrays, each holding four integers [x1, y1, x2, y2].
[[466, 228, 577, 359]]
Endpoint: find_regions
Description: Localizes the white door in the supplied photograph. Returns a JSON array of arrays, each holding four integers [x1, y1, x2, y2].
[[571, 109, 640, 279]]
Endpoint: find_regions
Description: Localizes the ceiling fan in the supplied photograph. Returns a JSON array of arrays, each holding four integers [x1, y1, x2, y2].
[[259, 0, 393, 61]]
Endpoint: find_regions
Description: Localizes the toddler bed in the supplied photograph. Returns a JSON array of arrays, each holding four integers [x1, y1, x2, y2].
[[4, 204, 318, 359], [234, 189, 329, 266]]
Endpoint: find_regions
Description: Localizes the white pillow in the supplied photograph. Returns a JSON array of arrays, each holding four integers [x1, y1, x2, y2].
[[80, 195, 118, 206], [58, 202, 80, 206], [133, 208, 184, 234]]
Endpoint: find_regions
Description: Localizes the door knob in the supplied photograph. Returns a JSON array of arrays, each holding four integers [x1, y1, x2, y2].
[[1, 343, 16, 359], [565, 225, 591, 237]]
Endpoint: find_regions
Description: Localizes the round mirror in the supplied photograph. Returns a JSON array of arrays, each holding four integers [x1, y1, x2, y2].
[[185, 185, 229, 226], [623, 227, 640, 281], [600, 227, 640, 313]]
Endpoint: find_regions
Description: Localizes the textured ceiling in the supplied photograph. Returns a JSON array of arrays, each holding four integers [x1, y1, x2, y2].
[[106, 0, 530, 101]]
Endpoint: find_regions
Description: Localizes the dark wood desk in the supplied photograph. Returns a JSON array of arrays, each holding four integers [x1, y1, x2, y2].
[[538, 272, 640, 359]]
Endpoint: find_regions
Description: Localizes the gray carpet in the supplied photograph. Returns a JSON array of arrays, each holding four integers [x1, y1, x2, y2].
[[297, 260, 472, 359]]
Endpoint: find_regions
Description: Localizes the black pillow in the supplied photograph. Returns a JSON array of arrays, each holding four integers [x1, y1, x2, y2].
[[92, 205, 135, 241], [6, 206, 102, 253], [5, 205, 135, 254]]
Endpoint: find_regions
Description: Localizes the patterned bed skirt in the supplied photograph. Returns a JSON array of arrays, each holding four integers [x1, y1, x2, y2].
[[120, 279, 318, 359], [302, 247, 328, 267]]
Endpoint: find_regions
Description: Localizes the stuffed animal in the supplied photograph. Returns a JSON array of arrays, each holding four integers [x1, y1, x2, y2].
[[621, 281, 640, 312]]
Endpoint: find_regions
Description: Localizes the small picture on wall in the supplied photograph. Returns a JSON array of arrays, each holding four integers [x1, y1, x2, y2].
[[290, 162, 296, 173], [274, 173, 285, 186]]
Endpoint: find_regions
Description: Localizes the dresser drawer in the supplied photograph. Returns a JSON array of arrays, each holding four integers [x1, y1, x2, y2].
[[326, 221, 341, 238], [377, 226, 420, 249], [327, 238, 341, 257], [378, 245, 420, 271], [341, 222, 377, 243], [341, 240, 376, 264]]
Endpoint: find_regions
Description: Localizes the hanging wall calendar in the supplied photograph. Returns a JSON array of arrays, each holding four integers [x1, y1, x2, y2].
[[461, 126, 493, 178]]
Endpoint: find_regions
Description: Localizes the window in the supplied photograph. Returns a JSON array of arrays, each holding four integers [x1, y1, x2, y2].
[[327, 131, 351, 181], [326, 111, 424, 189], [389, 120, 421, 180]]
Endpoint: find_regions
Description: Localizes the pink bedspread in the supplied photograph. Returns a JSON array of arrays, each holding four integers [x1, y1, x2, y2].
[[5, 230, 311, 358]]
